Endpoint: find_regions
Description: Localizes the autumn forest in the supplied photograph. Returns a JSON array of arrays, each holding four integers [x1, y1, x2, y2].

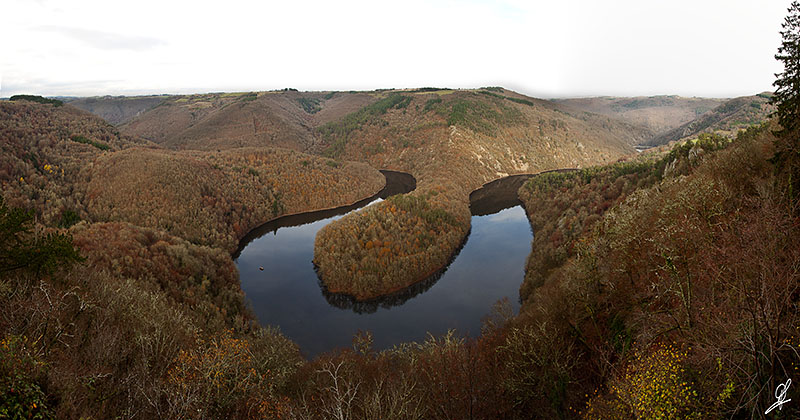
[[2, 9, 800, 416]]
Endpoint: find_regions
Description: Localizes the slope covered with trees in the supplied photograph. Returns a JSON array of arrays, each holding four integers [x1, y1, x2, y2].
[[119, 90, 379, 151], [644, 94, 774, 147], [67, 95, 166, 125], [553, 95, 725, 137], [517, 131, 732, 301], [1, 202, 302, 419], [0, 100, 385, 254], [113, 87, 648, 301], [5, 61, 798, 417], [4, 116, 796, 418], [311, 88, 641, 300], [516, 123, 798, 418], [0, 97, 389, 418], [0, 100, 153, 227], [86, 147, 384, 253]]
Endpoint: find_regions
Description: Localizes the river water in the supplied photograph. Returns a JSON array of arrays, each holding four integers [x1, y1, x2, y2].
[[235, 172, 533, 357]]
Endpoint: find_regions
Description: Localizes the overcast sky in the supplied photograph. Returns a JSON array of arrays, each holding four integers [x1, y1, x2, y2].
[[0, 0, 790, 99]]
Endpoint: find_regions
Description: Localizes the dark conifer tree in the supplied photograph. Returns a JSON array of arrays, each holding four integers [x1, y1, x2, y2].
[[0, 197, 84, 275], [773, 1, 800, 131], [772, 1, 800, 206]]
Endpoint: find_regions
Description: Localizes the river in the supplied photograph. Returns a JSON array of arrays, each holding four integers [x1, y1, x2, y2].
[[235, 172, 533, 357]]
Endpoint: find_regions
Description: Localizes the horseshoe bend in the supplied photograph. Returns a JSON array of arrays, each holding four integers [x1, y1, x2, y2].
[[2, 64, 792, 418]]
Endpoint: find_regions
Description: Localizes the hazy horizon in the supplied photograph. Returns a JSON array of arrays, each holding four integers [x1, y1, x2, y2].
[[2, 0, 790, 99], [0, 88, 767, 101]]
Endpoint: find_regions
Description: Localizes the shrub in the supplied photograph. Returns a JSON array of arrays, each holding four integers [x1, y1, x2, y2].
[[297, 97, 322, 114], [0, 197, 84, 276], [611, 344, 701, 420], [411, 87, 447, 93], [423, 97, 442, 112], [0, 335, 53, 420], [165, 330, 291, 419], [58, 209, 80, 228], [240, 92, 258, 101], [506, 96, 534, 106], [69, 135, 111, 151], [439, 99, 522, 134], [9, 94, 63, 107]]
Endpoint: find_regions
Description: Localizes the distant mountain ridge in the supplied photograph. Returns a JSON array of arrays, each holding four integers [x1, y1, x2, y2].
[[67, 88, 646, 182], [643, 93, 774, 147], [67, 95, 167, 125], [553, 95, 726, 137]]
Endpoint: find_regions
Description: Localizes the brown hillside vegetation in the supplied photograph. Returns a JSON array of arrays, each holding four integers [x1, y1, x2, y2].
[[67, 95, 166, 125], [2, 91, 798, 418], [119, 90, 380, 151], [0, 92, 398, 420], [0, 101, 153, 226], [103, 87, 649, 301], [517, 131, 735, 302], [1, 216, 302, 419], [554, 95, 726, 137], [645, 93, 775, 146], [0, 100, 385, 254], [85, 147, 384, 252], [514, 123, 799, 418], [273, 122, 798, 420], [313, 88, 641, 299]]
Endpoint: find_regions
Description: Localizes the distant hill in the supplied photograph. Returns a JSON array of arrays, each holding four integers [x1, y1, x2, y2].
[[61, 87, 647, 300], [113, 88, 645, 175], [553, 95, 726, 137], [117, 91, 377, 151], [67, 95, 166, 125], [643, 93, 774, 147], [0, 100, 154, 227], [0, 100, 385, 254], [301, 88, 645, 186]]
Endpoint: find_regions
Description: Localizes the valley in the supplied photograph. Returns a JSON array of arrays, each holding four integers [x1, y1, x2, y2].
[[1, 85, 793, 419]]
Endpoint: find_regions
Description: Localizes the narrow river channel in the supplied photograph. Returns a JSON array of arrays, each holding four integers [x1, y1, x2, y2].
[[235, 172, 533, 357]]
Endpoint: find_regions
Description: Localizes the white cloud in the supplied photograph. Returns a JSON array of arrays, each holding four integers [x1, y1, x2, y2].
[[0, 0, 790, 98], [35, 26, 166, 51]]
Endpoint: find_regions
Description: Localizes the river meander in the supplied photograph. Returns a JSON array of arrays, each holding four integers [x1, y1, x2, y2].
[[235, 172, 533, 357]]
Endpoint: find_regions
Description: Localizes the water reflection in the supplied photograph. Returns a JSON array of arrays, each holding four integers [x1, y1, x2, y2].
[[469, 174, 532, 216], [234, 170, 415, 258], [236, 172, 533, 357]]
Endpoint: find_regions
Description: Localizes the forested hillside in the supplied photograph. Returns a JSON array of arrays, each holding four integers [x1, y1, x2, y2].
[[86, 147, 383, 252], [67, 95, 166, 125], [119, 90, 379, 151], [644, 93, 774, 147], [554, 95, 725, 137], [0, 100, 384, 252], [516, 123, 799, 418], [0, 98, 393, 418], [102, 87, 649, 300], [310, 88, 642, 299], [3, 88, 796, 418], [0, 100, 153, 227]]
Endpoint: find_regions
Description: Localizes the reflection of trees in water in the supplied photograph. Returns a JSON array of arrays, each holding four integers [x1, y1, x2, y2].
[[317, 228, 471, 314], [233, 170, 416, 258], [377, 170, 416, 199], [469, 174, 530, 216], [468, 169, 580, 216]]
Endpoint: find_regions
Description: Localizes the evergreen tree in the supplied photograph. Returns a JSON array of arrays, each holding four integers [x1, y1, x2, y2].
[[0, 197, 84, 275], [773, 1, 800, 132], [772, 1, 800, 206]]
